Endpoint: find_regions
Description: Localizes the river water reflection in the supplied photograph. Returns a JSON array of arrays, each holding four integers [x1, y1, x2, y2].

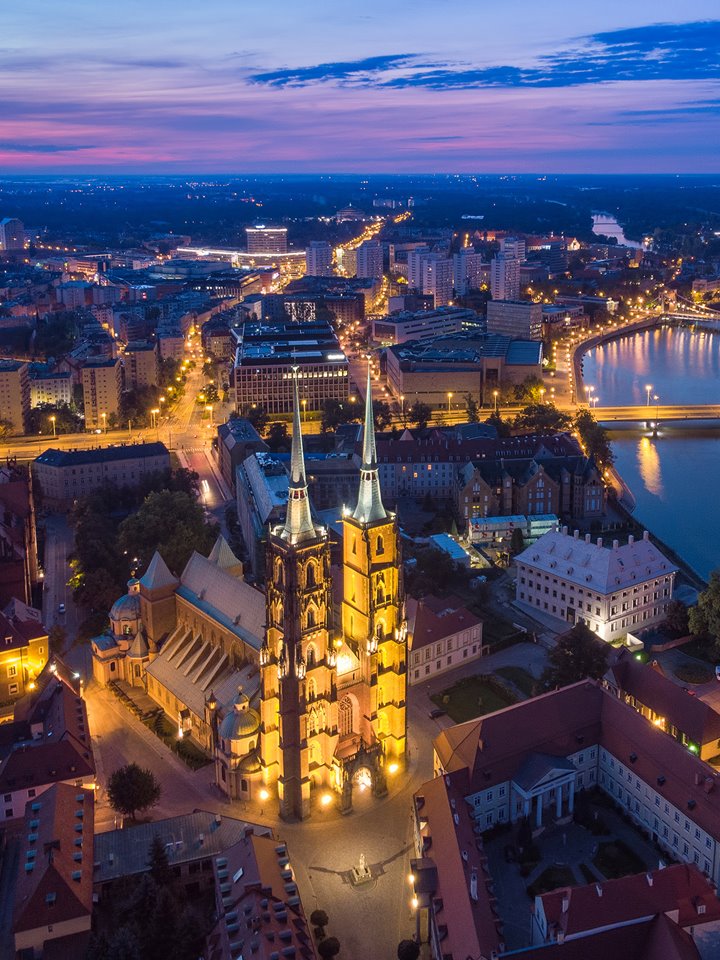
[[583, 328, 720, 579]]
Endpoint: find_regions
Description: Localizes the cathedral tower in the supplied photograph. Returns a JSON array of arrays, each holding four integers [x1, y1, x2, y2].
[[259, 371, 338, 820], [340, 367, 407, 765]]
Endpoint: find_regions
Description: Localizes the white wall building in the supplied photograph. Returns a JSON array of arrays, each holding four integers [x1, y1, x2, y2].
[[452, 249, 485, 295], [356, 240, 383, 280], [422, 257, 453, 307], [30, 372, 73, 408], [305, 240, 333, 277], [490, 254, 520, 301], [487, 299, 543, 340], [515, 527, 677, 641]]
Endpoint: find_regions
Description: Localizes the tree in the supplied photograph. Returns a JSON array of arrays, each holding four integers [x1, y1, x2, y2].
[[105, 927, 143, 960], [574, 409, 615, 467], [510, 527, 525, 556], [148, 834, 173, 886], [486, 410, 511, 438], [0, 419, 13, 441], [246, 405, 268, 435], [664, 599, 689, 637], [464, 394, 480, 423], [514, 402, 571, 435], [310, 909, 329, 938], [542, 622, 610, 688], [266, 422, 290, 453], [317, 937, 341, 960], [118, 490, 217, 576], [689, 570, 720, 640], [397, 941, 420, 960], [372, 400, 392, 431], [321, 398, 360, 433], [107, 763, 161, 821], [513, 375, 544, 405], [408, 401, 431, 429], [48, 624, 66, 655]]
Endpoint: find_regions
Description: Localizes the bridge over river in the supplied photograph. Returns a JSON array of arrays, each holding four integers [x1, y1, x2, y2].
[[595, 404, 720, 424]]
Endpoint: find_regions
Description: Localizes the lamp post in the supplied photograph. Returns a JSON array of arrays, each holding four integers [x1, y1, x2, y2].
[[654, 394, 659, 422], [400, 394, 405, 424], [101, 412, 107, 434], [151, 408, 159, 436], [493, 390, 499, 413], [50, 415, 56, 437], [301, 398, 307, 422], [447, 391, 453, 413], [645, 384, 653, 407]]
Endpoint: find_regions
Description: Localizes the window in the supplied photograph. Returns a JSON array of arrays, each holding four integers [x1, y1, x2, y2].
[[7, 665, 17, 678]]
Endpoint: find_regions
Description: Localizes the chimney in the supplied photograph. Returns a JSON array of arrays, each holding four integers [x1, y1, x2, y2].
[[595, 884, 602, 897], [646, 872, 653, 887], [585, 534, 591, 543], [628, 534, 635, 546], [643, 530, 650, 541], [596, 537, 603, 547], [573, 530, 580, 540], [612, 540, 619, 550]]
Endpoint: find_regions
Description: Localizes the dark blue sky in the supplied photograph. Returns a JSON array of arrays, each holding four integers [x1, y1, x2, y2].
[[2, 2, 719, 172]]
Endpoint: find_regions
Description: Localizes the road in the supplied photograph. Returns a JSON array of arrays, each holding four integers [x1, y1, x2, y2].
[[41, 514, 81, 644]]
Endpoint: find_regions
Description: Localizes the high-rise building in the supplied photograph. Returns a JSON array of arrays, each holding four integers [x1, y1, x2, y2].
[[407, 248, 432, 289], [81, 358, 122, 430], [490, 254, 520, 301], [0, 361, 30, 434], [486, 300, 543, 340], [245, 226, 288, 255], [305, 240, 333, 277], [421, 257, 453, 307], [258, 369, 406, 819], [452, 248, 485, 295], [123, 340, 159, 390], [0, 218, 25, 251], [500, 236, 526, 262], [356, 240, 383, 280]]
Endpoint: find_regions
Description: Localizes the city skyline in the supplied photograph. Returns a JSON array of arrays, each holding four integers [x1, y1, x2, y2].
[[2, 3, 719, 174]]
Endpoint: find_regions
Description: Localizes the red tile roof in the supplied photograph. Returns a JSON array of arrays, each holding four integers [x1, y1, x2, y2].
[[521, 914, 698, 960], [410, 595, 482, 651], [539, 864, 720, 938], [12, 782, 94, 935]]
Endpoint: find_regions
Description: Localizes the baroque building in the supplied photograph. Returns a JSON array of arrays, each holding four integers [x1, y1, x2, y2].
[[95, 368, 407, 820]]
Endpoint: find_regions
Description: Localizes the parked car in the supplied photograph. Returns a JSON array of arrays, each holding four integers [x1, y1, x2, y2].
[[58, 603, 66, 614], [429, 708, 446, 720]]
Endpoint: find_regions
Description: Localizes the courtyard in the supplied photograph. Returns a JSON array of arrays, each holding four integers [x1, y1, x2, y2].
[[483, 796, 661, 950]]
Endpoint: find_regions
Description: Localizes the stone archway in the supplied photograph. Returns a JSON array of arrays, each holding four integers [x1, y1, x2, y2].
[[338, 742, 388, 814]]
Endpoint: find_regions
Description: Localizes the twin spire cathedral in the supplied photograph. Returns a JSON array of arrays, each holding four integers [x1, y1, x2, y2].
[[259, 368, 407, 820]]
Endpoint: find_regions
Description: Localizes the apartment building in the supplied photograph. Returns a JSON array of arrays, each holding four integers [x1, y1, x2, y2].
[[0, 360, 30, 434], [81, 357, 122, 429]]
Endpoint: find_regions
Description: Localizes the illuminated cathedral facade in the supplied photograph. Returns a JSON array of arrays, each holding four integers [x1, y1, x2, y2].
[[259, 369, 408, 819]]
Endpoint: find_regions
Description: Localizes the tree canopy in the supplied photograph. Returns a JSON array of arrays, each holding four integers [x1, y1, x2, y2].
[[513, 402, 572, 434], [464, 394, 480, 423], [542, 622, 610, 689], [689, 571, 720, 640], [107, 763, 161, 821], [118, 489, 218, 576], [408, 400, 432, 429], [573, 409, 615, 467]]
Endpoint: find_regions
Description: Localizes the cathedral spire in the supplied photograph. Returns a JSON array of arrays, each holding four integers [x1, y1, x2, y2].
[[281, 369, 316, 545], [353, 363, 387, 524]]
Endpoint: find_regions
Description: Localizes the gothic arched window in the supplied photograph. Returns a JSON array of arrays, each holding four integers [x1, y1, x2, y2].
[[376, 535, 384, 555], [306, 562, 316, 588]]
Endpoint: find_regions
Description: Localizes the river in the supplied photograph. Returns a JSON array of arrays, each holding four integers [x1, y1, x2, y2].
[[592, 212, 643, 250], [583, 327, 720, 580]]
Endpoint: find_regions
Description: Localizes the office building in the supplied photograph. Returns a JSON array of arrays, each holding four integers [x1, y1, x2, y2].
[[356, 240, 383, 280], [500, 235, 527, 261], [0, 217, 25, 251], [515, 527, 676, 641], [386, 331, 542, 408], [33, 442, 170, 508], [422, 257, 453, 307], [245, 226, 288, 255], [0, 360, 30, 434], [372, 306, 481, 345], [486, 299, 543, 339], [305, 240, 333, 276], [231, 319, 349, 415], [452, 248, 485, 295], [490, 253, 521, 301], [81, 357, 122, 429]]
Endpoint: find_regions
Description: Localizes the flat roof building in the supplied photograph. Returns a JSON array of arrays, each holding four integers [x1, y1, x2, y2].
[[373, 306, 482, 345], [231, 319, 349, 414], [245, 226, 288, 255], [123, 339, 159, 390], [0, 360, 30, 434], [487, 299, 543, 340], [81, 357, 122, 430]]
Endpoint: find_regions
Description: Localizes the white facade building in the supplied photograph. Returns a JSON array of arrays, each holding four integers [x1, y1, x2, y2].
[[305, 241, 333, 277], [452, 249, 485, 295], [421, 257, 453, 307], [515, 527, 677, 641], [356, 240, 383, 280], [30, 372, 73, 408], [490, 254, 520, 301]]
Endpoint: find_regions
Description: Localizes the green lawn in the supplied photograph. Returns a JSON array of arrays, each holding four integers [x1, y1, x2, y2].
[[678, 637, 718, 666], [495, 666, 537, 699], [592, 840, 646, 880], [526, 865, 576, 899], [431, 675, 517, 723], [673, 662, 714, 685]]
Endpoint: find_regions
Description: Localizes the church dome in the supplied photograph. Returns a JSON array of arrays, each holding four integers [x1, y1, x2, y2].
[[219, 689, 260, 741], [109, 591, 141, 622]]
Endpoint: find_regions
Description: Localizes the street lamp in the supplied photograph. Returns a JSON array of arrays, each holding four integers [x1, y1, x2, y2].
[[151, 408, 160, 432], [493, 390, 499, 413], [447, 391, 453, 412], [50, 415, 56, 437], [400, 394, 405, 423], [645, 384, 653, 407], [206, 404, 213, 426], [654, 394, 660, 421], [101, 412, 107, 434], [540, 387, 546, 404], [301, 398, 307, 422]]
